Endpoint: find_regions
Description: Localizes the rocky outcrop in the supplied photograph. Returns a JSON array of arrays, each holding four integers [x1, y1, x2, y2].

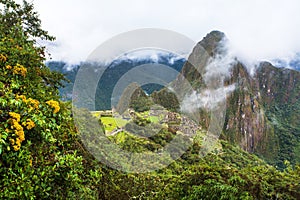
[[155, 30, 300, 167]]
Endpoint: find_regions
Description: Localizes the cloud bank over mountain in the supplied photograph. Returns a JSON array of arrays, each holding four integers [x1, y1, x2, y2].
[[35, 0, 300, 68]]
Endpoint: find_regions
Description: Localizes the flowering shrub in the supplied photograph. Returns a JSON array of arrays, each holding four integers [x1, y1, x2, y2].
[[0, 1, 102, 199], [8, 112, 25, 151], [23, 119, 35, 130], [12, 64, 27, 77], [46, 100, 60, 114], [0, 53, 6, 62]]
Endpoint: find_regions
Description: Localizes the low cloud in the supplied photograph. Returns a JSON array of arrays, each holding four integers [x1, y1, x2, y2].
[[101, 50, 187, 68], [204, 40, 237, 86], [118, 50, 187, 63], [181, 39, 237, 112], [34, 0, 300, 66], [181, 84, 236, 112]]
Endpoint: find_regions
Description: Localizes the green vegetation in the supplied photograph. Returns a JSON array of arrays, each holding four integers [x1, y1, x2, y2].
[[0, 1, 299, 199], [97, 131, 300, 199], [101, 116, 127, 133], [96, 110, 300, 199], [0, 1, 102, 199], [149, 115, 159, 123], [152, 89, 180, 111], [130, 96, 154, 112], [256, 63, 300, 169]]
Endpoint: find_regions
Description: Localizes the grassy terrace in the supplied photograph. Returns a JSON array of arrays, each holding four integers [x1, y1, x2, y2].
[[100, 117, 127, 132], [91, 110, 162, 134]]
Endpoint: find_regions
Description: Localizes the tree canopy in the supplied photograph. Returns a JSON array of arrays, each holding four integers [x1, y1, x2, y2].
[[0, 1, 299, 199], [0, 1, 101, 198]]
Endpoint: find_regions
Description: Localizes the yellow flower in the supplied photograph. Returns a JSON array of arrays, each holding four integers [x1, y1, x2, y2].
[[9, 138, 15, 145], [0, 54, 7, 62], [13, 138, 21, 151], [46, 100, 60, 114], [16, 95, 27, 102], [15, 129, 25, 141], [13, 144, 20, 151], [28, 98, 39, 110], [8, 112, 26, 151], [15, 96, 39, 110], [15, 138, 21, 145], [6, 65, 12, 70], [13, 64, 27, 77], [13, 120, 23, 131], [22, 119, 35, 130], [11, 131, 24, 151], [35, 67, 41, 76], [15, 45, 22, 50], [9, 112, 21, 122]]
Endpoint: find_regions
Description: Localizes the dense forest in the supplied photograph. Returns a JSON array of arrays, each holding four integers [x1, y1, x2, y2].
[[0, 1, 299, 199]]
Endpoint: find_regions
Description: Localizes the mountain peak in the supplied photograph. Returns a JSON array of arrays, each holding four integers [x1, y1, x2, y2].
[[198, 30, 227, 54], [203, 30, 226, 41]]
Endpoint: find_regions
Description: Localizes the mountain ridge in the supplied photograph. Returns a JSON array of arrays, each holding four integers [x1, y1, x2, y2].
[[48, 30, 300, 169], [196, 31, 300, 168], [153, 30, 300, 169], [47, 52, 186, 107]]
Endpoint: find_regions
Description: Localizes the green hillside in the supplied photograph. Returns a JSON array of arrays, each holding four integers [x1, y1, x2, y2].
[[92, 109, 300, 199], [0, 1, 299, 199], [153, 31, 300, 170]]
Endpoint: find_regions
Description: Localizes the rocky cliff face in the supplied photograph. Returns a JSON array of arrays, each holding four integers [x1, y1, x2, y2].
[[155, 31, 300, 168], [223, 61, 278, 163], [253, 62, 300, 167]]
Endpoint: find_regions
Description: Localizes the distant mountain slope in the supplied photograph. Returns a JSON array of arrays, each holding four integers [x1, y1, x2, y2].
[[254, 63, 300, 167], [48, 31, 300, 169], [153, 31, 300, 169], [47, 61, 78, 100], [272, 53, 300, 71], [47, 52, 186, 109]]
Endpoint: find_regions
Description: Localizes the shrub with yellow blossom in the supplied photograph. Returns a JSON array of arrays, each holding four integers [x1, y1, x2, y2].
[[13, 64, 27, 77], [16, 94, 27, 102], [9, 112, 21, 122], [0, 1, 102, 199], [46, 100, 60, 114], [28, 98, 39, 110], [22, 119, 35, 130], [16, 95, 40, 111], [0, 54, 7, 62], [6, 65, 12, 70], [8, 112, 25, 151]]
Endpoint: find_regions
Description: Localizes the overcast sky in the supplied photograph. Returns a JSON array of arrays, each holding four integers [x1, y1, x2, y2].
[[34, 0, 300, 64]]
